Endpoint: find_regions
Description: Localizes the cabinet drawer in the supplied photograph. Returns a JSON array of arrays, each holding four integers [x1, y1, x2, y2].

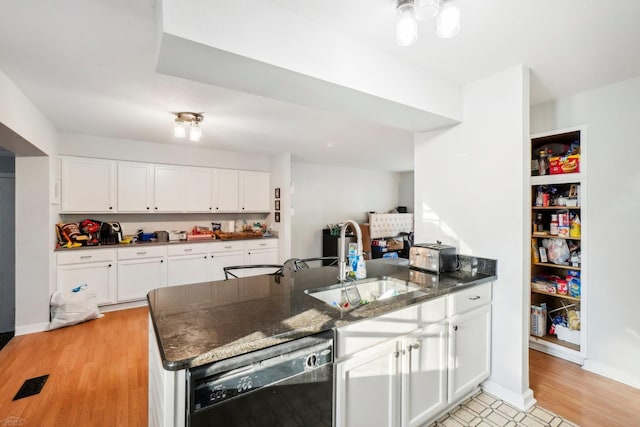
[[336, 304, 420, 358], [210, 241, 245, 253], [246, 239, 278, 250], [448, 282, 492, 316], [118, 246, 167, 260], [167, 244, 207, 256], [56, 249, 116, 265]]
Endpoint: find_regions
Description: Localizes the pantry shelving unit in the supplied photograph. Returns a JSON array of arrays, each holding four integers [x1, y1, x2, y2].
[[528, 126, 587, 364]]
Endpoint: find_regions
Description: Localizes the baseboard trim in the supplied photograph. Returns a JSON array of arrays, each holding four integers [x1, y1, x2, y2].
[[481, 381, 536, 411], [15, 322, 50, 336], [582, 359, 640, 390], [99, 300, 147, 313], [529, 340, 585, 365]]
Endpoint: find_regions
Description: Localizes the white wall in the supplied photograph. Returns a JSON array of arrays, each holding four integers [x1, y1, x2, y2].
[[398, 171, 414, 213], [531, 76, 640, 388], [291, 162, 403, 259], [0, 67, 59, 334], [270, 152, 292, 262], [59, 132, 271, 171], [414, 65, 533, 409]]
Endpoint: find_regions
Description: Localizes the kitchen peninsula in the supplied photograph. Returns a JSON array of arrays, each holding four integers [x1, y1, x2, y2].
[[148, 257, 496, 427]]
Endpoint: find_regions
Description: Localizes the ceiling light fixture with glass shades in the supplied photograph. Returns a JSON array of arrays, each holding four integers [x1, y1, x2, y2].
[[173, 112, 204, 142], [396, 0, 460, 47]]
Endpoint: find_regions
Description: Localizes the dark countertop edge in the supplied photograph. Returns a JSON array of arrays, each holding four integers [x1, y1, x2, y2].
[[155, 272, 496, 371], [55, 236, 279, 251]]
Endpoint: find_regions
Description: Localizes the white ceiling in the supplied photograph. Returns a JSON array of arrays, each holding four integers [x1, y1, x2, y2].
[[1, 0, 639, 171]]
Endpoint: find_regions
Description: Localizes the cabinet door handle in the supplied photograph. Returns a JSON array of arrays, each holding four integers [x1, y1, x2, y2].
[[259, 243, 267, 246], [204, 256, 207, 259], [137, 251, 146, 255], [469, 296, 481, 300], [393, 351, 400, 358], [453, 325, 458, 331], [155, 207, 158, 210], [146, 207, 150, 210], [80, 255, 92, 259], [410, 343, 420, 350], [224, 246, 232, 249], [109, 206, 113, 210], [108, 263, 112, 268], [160, 259, 164, 263], [184, 248, 193, 252]]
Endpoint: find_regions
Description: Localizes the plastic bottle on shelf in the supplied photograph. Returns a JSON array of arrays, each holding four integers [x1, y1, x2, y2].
[[550, 214, 559, 236]]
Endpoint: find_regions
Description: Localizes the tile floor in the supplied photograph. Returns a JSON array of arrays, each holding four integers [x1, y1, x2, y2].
[[429, 392, 580, 427]]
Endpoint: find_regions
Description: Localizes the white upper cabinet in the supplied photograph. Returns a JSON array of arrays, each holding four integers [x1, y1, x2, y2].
[[185, 168, 240, 213], [185, 167, 213, 212], [117, 161, 154, 212], [213, 169, 239, 212], [60, 156, 116, 213], [239, 170, 270, 212], [154, 165, 186, 212], [60, 157, 270, 215]]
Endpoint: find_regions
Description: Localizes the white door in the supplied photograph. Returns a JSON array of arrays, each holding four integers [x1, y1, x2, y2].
[[60, 156, 116, 213], [213, 169, 239, 212], [56, 262, 117, 306], [185, 167, 212, 212], [118, 258, 167, 302], [117, 161, 154, 212], [167, 255, 209, 286], [336, 339, 400, 427], [154, 165, 185, 212], [402, 321, 448, 427], [0, 175, 15, 333], [448, 305, 492, 402], [239, 171, 270, 212]]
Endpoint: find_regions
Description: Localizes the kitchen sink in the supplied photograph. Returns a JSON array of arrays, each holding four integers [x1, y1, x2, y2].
[[305, 276, 423, 309]]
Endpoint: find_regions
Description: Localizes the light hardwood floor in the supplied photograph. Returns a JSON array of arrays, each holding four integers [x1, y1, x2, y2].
[[0, 307, 148, 426], [529, 349, 640, 427], [1, 308, 639, 426]]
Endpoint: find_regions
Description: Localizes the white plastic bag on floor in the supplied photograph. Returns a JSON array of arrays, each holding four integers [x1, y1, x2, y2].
[[49, 288, 103, 330]]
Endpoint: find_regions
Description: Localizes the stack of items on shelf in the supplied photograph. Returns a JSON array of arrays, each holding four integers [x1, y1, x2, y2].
[[56, 220, 125, 248], [532, 139, 580, 176], [532, 237, 581, 267], [531, 271, 581, 298], [549, 303, 581, 345], [533, 184, 580, 209]]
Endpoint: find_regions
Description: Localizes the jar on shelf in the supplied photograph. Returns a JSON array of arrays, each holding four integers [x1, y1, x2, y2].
[[538, 150, 549, 176]]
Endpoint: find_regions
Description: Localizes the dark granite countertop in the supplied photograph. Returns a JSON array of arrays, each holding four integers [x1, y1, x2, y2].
[[148, 256, 497, 371]]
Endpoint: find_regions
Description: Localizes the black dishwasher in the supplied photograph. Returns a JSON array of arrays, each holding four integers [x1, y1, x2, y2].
[[187, 331, 334, 427]]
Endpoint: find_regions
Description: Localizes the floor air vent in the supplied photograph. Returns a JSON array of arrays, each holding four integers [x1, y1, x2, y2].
[[13, 374, 49, 401]]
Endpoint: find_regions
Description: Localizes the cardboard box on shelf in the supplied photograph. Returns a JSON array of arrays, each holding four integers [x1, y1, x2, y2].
[[549, 155, 580, 174], [531, 303, 547, 337]]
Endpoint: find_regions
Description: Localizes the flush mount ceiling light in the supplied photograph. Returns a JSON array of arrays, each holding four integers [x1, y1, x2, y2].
[[174, 112, 204, 142], [396, 0, 460, 46]]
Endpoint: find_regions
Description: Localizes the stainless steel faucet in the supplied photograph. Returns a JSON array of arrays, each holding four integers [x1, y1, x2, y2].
[[338, 220, 363, 282]]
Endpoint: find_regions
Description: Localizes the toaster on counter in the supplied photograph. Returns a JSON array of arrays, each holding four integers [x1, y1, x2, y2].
[[409, 243, 458, 273]]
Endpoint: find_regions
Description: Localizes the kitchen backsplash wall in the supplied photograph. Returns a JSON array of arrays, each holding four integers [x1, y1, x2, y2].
[[59, 213, 271, 236]]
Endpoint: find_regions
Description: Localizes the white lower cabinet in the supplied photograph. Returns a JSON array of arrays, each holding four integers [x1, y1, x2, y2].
[[402, 321, 448, 427], [244, 239, 279, 276], [335, 298, 448, 427], [56, 249, 117, 306], [167, 245, 210, 287], [117, 247, 167, 302], [336, 339, 400, 427], [335, 283, 492, 427], [447, 304, 491, 402], [209, 241, 245, 281]]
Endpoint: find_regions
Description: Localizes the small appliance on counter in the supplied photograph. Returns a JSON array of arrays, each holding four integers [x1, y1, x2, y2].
[[100, 222, 122, 245], [409, 242, 458, 273], [155, 231, 169, 242]]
